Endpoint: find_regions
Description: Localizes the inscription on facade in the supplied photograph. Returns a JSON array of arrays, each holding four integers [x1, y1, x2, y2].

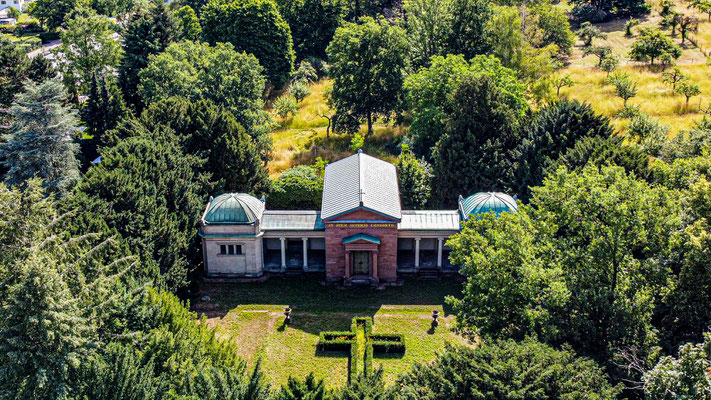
[[327, 223, 397, 228]]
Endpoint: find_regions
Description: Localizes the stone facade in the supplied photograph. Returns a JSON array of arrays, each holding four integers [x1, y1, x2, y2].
[[324, 209, 399, 284]]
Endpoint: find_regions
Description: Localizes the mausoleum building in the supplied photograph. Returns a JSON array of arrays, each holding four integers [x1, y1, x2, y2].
[[198, 151, 517, 285]]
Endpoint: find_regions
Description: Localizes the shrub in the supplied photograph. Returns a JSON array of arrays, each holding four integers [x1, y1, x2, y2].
[[289, 80, 311, 103], [274, 94, 298, 119]]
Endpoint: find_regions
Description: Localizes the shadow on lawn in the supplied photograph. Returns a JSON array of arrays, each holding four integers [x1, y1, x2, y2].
[[193, 276, 461, 330]]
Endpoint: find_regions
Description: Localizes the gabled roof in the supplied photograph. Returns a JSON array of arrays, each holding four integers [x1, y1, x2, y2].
[[343, 233, 381, 245], [202, 193, 265, 224], [321, 151, 402, 221]]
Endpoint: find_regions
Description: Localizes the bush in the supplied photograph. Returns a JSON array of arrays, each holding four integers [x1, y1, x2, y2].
[[268, 165, 323, 209], [289, 80, 311, 103], [39, 31, 60, 43], [274, 94, 298, 119]]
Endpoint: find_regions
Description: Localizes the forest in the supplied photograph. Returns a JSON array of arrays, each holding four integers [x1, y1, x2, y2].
[[1, 0, 711, 398]]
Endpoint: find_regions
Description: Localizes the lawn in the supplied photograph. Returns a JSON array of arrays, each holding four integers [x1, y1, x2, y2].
[[191, 278, 471, 389]]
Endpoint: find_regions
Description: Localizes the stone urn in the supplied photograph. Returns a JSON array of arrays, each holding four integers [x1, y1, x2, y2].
[[432, 310, 440, 327], [284, 307, 292, 324]]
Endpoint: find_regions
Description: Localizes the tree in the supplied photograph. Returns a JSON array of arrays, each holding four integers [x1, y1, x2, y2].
[[613, 74, 638, 106], [553, 135, 652, 181], [0, 256, 91, 400], [395, 145, 432, 209], [289, 80, 311, 102], [676, 79, 701, 106], [77, 132, 209, 291], [583, 45, 612, 66], [601, 54, 620, 75], [0, 79, 80, 194], [662, 66, 687, 91], [81, 74, 130, 162], [29, 0, 78, 30], [432, 75, 523, 207], [335, 368, 388, 400], [118, 2, 178, 111], [694, 0, 711, 21], [677, 14, 698, 44], [644, 332, 711, 399], [405, 54, 527, 160], [176, 5, 202, 41], [627, 113, 669, 156], [403, 0, 454, 68], [629, 28, 682, 65], [54, 9, 122, 100], [274, 94, 299, 119], [268, 164, 324, 210], [277, 372, 328, 400], [533, 3, 576, 57], [326, 17, 408, 135], [276, 0, 345, 61], [130, 97, 270, 194], [447, 0, 492, 60], [625, 18, 640, 36], [202, 0, 295, 89], [138, 41, 272, 157], [515, 100, 614, 200], [570, 0, 649, 21], [292, 60, 318, 83], [395, 341, 621, 400], [576, 21, 606, 47], [0, 39, 55, 122]]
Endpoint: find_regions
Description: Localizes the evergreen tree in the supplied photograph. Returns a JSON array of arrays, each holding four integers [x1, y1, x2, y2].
[[276, 0, 345, 61], [268, 165, 324, 209], [644, 332, 711, 399], [552, 135, 652, 181], [0, 38, 30, 114], [176, 5, 202, 41], [0, 78, 80, 194], [277, 373, 328, 400], [77, 132, 209, 290], [118, 2, 178, 111], [432, 75, 522, 207], [326, 17, 409, 135], [335, 369, 388, 400], [202, 0, 295, 89], [0, 256, 91, 400], [396, 341, 620, 399], [27, 55, 57, 83], [515, 100, 614, 200], [82, 73, 130, 162], [447, 0, 492, 60], [395, 144, 432, 209]]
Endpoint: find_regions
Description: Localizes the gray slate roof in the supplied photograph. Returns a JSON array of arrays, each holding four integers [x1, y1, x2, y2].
[[321, 152, 402, 221], [262, 211, 325, 231], [398, 210, 460, 231]]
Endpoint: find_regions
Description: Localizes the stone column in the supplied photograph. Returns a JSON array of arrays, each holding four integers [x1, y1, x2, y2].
[[437, 238, 444, 268], [345, 251, 351, 280], [372, 251, 378, 282], [280, 237, 287, 271], [414, 238, 421, 268], [302, 238, 308, 269]]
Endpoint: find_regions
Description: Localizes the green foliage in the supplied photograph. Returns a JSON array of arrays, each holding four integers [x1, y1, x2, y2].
[[394, 144, 432, 209], [627, 113, 669, 156], [612, 73, 638, 106], [176, 5, 202, 41], [571, 0, 649, 21], [276, 0, 345, 60], [274, 94, 299, 119], [277, 373, 328, 400], [629, 28, 682, 65], [55, 8, 123, 98], [447, 0, 492, 61], [405, 54, 527, 159], [82, 73, 130, 162], [644, 332, 711, 399], [395, 341, 621, 400], [77, 133, 209, 290], [450, 165, 681, 374], [138, 41, 272, 156], [202, 0, 295, 89], [292, 60, 319, 83], [675, 80, 701, 105], [118, 2, 178, 111], [515, 100, 614, 200], [553, 135, 653, 181], [89, 0, 147, 17], [29, 0, 79, 30], [326, 16, 409, 135], [0, 78, 80, 194], [583, 44, 612, 66], [432, 74, 523, 207], [268, 165, 323, 209], [626, 18, 640, 35], [349, 133, 364, 152], [289, 80, 311, 102], [601, 54, 620, 75], [130, 97, 270, 194], [661, 119, 711, 160], [576, 21, 606, 46], [335, 368, 388, 400], [551, 73, 574, 97], [662, 66, 687, 91]]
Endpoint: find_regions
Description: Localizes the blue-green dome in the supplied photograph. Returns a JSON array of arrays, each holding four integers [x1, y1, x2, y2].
[[202, 193, 265, 224], [459, 192, 518, 220]]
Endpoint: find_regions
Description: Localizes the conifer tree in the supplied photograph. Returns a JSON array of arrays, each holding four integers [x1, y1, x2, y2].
[[0, 256, 91, 400], [118, 3, 178, 111], [82, 73, 129, 161], [0, 78, 80, 194], [395, 144, 432, 209], [277, 373, 328, 400]]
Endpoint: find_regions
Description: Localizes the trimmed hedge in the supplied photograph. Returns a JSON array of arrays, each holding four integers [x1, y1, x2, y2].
[[317, 316, 406, 383]]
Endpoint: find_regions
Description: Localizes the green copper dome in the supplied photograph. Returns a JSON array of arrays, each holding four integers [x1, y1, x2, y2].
[[459, 192, 518, 220], [202, 193, 265, 224]]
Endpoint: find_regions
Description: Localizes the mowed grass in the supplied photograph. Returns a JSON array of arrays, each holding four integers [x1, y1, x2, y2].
[[267, 80, 405, 177], [192, 278, 471, 389]]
